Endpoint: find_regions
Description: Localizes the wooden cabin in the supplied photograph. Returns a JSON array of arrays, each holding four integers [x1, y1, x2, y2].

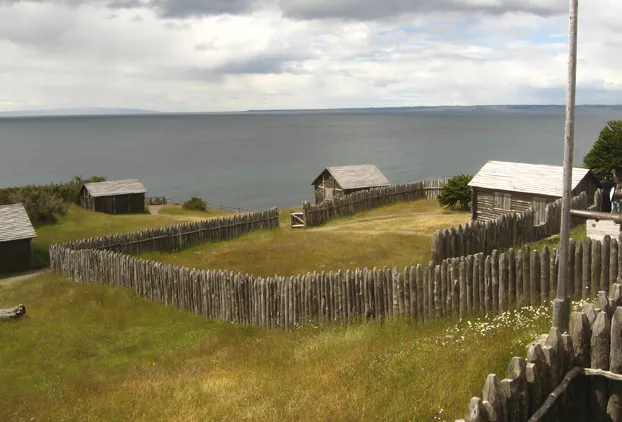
[[80, 179, 147, 214], [469, 161, 600, 223], [311, 165, 390, 204], [0, 203, 36, 272]]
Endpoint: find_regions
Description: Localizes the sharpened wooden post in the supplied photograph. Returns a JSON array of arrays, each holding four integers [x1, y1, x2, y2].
[[591, 311, 611, 422], [608, 307, 622, 421]]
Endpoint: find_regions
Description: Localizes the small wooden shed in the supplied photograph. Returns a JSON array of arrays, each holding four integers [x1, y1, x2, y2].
[[0, 203, 36, 272], [469, 161, 600, 223], [311, 165, 390, 204], [80, 179, 147, 214]]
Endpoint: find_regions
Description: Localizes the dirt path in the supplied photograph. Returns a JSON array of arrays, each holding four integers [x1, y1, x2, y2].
[[148, 205, 163, 216], [0, 269, 46, 286], [306, 213, 451, 234]]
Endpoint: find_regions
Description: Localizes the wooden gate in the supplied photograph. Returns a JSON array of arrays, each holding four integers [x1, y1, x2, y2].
[[290, 211, 305, 228]]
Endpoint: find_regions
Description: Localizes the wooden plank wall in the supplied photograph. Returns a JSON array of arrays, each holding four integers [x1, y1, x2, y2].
[[456, 286, 622, 422], [302, 178, 449, 227], [432, 192, 589, 264], [50, 228, 621, 329]]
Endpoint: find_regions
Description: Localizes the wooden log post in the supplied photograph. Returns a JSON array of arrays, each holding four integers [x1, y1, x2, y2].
[[611, 239, 619, 289], [492, 251, 499, 315], [574, 241, 583, 301], [516, 250, 524, 308], [0, 304, 26, 321], [499, 253, 508, 314], [608, 307, 622, 422], [583, 239, 592, 300], [569, 312, 590, 422], [522, 246, 531, 309], [464, 397, 492, 422], [441, 260, 448, 318], [485, 256, 492, 315], [591, 311, 611, 422], [460, 261, 467, 319], [602, 235, 611, 294], [530, 249, 539, 306], [593, 241, 602, 300], [467, 255, 474, 316], [483, 374, 507, 422], [508, 249, 516, 310], [540, 247, 550, 305], [505, 357, 529, 422], [526, 343, 548, 416]]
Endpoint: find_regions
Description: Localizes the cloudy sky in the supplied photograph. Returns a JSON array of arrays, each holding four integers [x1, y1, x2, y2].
[[1, 0, 621, 112]]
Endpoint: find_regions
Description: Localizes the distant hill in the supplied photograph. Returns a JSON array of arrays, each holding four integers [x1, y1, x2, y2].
[[246, 104, 622, 114], [0, 108, 160, 117]]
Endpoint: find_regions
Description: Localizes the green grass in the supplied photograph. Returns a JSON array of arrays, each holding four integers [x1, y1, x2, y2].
[[139, 200, 471, 277], [0, 272, 552, 421], [156, 205, 231, 218], [27, 205, 226, 270]]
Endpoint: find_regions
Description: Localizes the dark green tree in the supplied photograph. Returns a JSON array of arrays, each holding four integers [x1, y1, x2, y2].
[[583, 120, 622, 179], [438, 174, 473, 210]]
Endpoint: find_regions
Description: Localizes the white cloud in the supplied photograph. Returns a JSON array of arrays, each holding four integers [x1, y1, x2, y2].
[[0, 0, 621, 112]]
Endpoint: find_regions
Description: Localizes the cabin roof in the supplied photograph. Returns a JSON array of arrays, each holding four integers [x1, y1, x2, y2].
[[468, 161, 596, 197], [311, 165, 390, 190], [83, 179, 147, 198], [0, 203, 36, 242]]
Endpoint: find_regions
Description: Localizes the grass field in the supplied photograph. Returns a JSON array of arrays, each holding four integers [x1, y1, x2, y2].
[[139, 200, 472, 277], [0, 272, 552, 421], [27, 205, 228, 269], [0, 199, 588, 420]]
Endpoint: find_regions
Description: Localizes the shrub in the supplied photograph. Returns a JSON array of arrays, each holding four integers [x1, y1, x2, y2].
[[0, 175, 106, 225], [182, 197, 207, 211], [438, 174, 473, 210]]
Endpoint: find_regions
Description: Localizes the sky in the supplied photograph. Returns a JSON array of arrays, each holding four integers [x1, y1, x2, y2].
[[1, 0, 621, 112]]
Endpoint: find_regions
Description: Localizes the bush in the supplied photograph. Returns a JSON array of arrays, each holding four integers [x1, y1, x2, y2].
[[182, 197, 207, 211], [0, 176, 107, 225], [583, 120, 622, 179], [438, 174, 473, 210]]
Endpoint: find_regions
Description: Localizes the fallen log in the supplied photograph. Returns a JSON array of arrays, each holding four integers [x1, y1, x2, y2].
[[0, 304, 26, 321]]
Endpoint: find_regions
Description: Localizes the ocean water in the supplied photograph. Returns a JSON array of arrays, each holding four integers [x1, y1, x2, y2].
[[1, 107, 620, 210]]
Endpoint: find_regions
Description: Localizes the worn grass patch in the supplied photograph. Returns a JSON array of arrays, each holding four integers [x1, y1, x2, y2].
[[157, 205, 231, 219], [0, 272, 551, 421], [140, 200, 469, 277]]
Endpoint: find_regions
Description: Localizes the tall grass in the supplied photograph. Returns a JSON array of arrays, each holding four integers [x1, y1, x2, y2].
[[0, 272, 552, 421]]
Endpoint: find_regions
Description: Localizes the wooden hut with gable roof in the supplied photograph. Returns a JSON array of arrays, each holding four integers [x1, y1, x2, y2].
[[80, 179, 147, 214], [311, 165, 391, 204], [0, 203, 36, 272], [468, 160, 600, 223]]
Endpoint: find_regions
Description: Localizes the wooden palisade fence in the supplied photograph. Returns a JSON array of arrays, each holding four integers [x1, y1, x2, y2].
[[51, 210, 622, 329], [457, 286, 622, 422], [431, 192, 588, 264], [302, 178, 449, 227]]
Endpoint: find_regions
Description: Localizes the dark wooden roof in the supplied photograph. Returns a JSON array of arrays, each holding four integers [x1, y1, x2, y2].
[[0, 203, 36, 242], [311, 165, 390, 190]]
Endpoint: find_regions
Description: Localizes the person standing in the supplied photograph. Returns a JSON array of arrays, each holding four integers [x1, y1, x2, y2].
[[611, 168, 622, 213]]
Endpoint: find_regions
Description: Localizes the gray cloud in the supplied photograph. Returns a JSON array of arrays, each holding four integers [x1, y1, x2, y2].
[[1, 0, 568, 20], [277, 0, 567, 21], [109, 0, 260, 18]]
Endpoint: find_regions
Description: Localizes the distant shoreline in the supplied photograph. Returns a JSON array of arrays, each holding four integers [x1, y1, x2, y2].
[[1, 104, 621, 119]]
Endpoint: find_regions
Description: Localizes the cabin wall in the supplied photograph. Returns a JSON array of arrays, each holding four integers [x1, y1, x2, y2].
[[474, 188, 558, 222], [314, 173, 345, 204], [0, 238, 33, 272], [92, 193, 145, 214]]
